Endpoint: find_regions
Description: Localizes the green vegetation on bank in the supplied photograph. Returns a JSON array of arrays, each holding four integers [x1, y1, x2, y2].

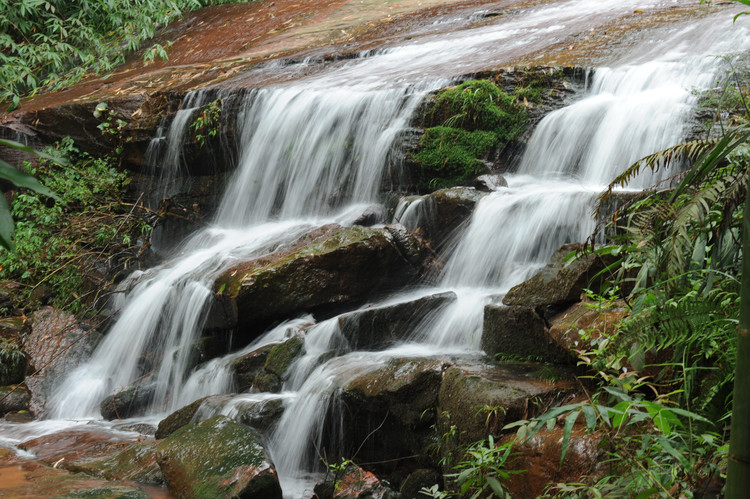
[[0, 0, 247, 111], [0, 138, 151, 313], [415, 79, 528, 190]]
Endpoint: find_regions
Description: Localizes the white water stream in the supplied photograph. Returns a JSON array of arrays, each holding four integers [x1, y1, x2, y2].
[[3, 1, 750, 497]]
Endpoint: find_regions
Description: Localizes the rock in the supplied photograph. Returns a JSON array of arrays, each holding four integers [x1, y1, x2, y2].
[[548, 299, 630, 355], [203, 292, 239, 332], [232, 343, 276, 392], [24, 307, 103, 416], [156, 415, 282, 499], [386, 223, 432, 266], [194, 394, 286, 431], [437, 363, 577, 463], [315, 463, 396, 499], [264, 334, 305, 378], [482, 305, 571, 363], [473, 173, 508, 191], [67, 440, 164, 485], [502, 243, 616, 312], [394, 187, 486, 251], [503, 426, 605, 498], [253, 371, 282, 393], [100, 379, 157, 420], [337, 292, 456, 350], [335, 358, 447, 475], [217, 226, 427, 341], [156, 396, 210, 439], [400, 469, 441, 499], [353, 205, 387, 226], [0, 385, 30, 415], [18, 427, 142, 467]]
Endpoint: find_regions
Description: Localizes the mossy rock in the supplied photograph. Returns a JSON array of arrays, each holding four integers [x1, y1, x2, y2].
[[231, 343, 276, 392], [155, 396, 210, 439], [100, 381, 156, 420], [482, 305, 571, 363], [264, 334, 305, 378], [156, 415, 282, 499], [216, 226, 424, 341]]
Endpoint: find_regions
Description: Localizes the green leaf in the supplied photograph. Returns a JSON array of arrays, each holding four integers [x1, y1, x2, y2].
[[581, 404, 598, 431], [0, 193, 14, 251], [486, 477, 505, 498], [0, 158, 59, 200], [560, 410, 580, 465]]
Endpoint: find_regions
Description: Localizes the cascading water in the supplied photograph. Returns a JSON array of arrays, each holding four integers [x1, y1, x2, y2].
[[4, 1, 750, 498]]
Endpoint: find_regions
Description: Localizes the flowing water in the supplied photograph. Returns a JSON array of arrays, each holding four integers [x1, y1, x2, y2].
[[3, 1, 750, 497]]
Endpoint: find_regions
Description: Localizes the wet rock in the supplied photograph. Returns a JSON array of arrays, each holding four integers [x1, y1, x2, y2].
[[503, 426, 605, 498], [396, 187, 486, 251], [232, 343, 277, 392], [0, 445, 156, 497], [353, 205, 387, 226], [502, 243, 616, 313], [400, 468, 441, 499], [156, 396, 210, 439], [0, 385, 30, 415], [548, 299, 630, 354], [386, 223, 433, 266], [203, 292, 239, 332], [315, 463, 396, 499], [19, 427, 142, 467], [24, 307, 103, 416], [473, 173, 508, 191], [217, 226, 426, 341], [482, 305, 571, 363], [335, 358, 447, 475], [195, 394, 286, 431], [68, 440, 163, 485], [100, 379, 157, 420], [156, 415, 282, 499], [253, 371, 282, 393], [437, 363, 577, 457], [338, 292, 456, 350], [264, 334, 305, 378]]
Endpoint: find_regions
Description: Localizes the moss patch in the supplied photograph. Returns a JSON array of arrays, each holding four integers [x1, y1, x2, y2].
[[415, 79, 528, 190]]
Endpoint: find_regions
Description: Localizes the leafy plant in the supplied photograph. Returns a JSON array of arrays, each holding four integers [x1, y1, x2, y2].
[[448, 435, 519, 499], [0, 138, 152, 312], [190, 98, 222, 148]]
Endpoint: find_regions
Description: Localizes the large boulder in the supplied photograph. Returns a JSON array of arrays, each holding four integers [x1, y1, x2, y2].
[[436, 363, 577, 466], [482, 305, 571, 363], [24, 307, 103, 416], [335, 358, 448, 475], [156, 415, 282, 499], [548, 299, 630, 354], [231, 343, 277, 392], [216, 225, 428, 341], [502, 243, 616, 313], [337, 292, 456, 350]]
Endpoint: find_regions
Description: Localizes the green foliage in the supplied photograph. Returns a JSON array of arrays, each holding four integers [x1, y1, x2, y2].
[[190, 98, 222, 148], [415, 79, 528, 190], [0, 138, 151, 312], [0, 0, 246, 110], [449, 435, 519, 499]]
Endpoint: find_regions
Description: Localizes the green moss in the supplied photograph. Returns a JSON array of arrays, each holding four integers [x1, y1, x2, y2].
[[415, 127, 496, 190], [264, 335, 305, 378], [415, 79, 528, 191]]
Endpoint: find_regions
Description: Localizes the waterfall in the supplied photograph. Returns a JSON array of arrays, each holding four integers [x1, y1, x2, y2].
[[20, 2, 750, 499]]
